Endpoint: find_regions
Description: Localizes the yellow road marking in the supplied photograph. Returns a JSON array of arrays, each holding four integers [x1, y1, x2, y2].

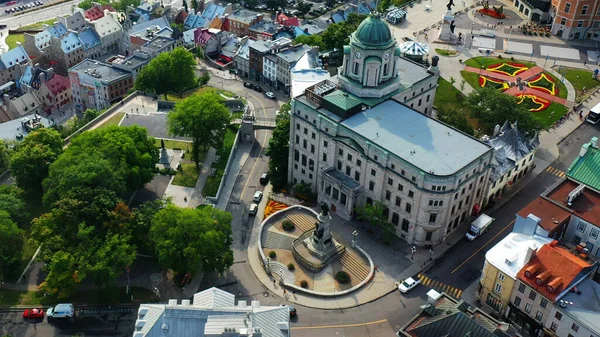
[[451, 219, 515, 274], [456, 290, 463, 298], [291, 319, 388, 330], [240, 92, 269, 198], [546, 167, 552, 172]]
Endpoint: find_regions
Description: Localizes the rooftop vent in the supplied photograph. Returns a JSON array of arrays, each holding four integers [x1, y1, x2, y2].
[[567, 184, 585, 206]]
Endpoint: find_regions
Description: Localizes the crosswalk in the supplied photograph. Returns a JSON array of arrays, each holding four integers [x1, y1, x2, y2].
[[546, 166, 566, 178], [417, 274, 463, 299]]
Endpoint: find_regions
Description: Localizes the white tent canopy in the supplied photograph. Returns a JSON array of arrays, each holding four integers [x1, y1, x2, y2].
[[399, 41, 429, 56]]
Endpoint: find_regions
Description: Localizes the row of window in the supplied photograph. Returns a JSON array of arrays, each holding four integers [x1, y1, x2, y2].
[[561, 2, 597, 15]]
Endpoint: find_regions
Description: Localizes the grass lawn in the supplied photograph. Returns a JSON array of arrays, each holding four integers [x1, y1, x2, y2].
[[97, 111, 125, 129], [435, 48, 458, 56], [171, 162, 200, 187], [460, 70, 480, 90], [202, 125, 239, 198], [166, 87, 237, 102], [0, 286, 158, 306], [534, 102, 569, 129], [6, 34, 25, 49], [464, 56, 536, 69], [556, 67, 600, 102], [434, 77, 467, 111], [16, 18, 57, 31], [541, 71, 568, 99]]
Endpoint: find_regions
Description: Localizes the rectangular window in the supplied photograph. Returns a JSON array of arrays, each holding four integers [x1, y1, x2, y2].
[[402, 219, 409, 231], [396, 196, 401, 206], [356, 159, 361, 167], [311, 132, 315, 139], [429, 200, 434, 206], [340, 193, 347, 205], [405, 203, 412, 213], [392, 212, 399, 225], [494, 283, 502, 294], [301, 155, 307, 166], [294, 150, 299, 161], [535, 311, 543, 322], [582, 4, 588, 14], [339, 149, 343, 156], [408, 190, 414, 198], [425, 231, 432, 241], [577, 20, 584, 27], [565, 2, 571, 12], [550, 322, 558, 332], [577, 221, 587, 232], [525, 303, 532, 314], [572, 323, 579, 332], [323, 153, 327, 162], [555, 312, 562, 320], [295, 135, 300, 144], [518, 283, 525, 293], [398, 184, 403, 191], [355, 171, 360, 181], [561, 17, 567, 25], [310, 144, 315, 153], [371, 169, 376, 176], [388, 177, 393, 185], [529, 290, 537, 301], [346, 166, 351, 176], [411, 176, 416, 182], [498, 273, 505, 281], [369, 181, 375, 191], [590, 228, 599, 239], [347, 154, 352, 161], [385, 190, 391, 200], [426, 94, 430, 102], [451, 205, 455, 215], [303, 139, 307, 149], [429, 213, 437, 223], [304, 127, 308, 135], [401, 170, 405, 175], [296, 123, 300, 130], [514, 296, 521, 307], [540, 298, 548, 309], [324, 140, 328, 148], [337, 160, 342, 170]]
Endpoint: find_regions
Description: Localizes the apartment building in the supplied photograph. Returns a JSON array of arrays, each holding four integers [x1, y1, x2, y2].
[[249, 37, 291, 82], [276, 44, 311, 93], [0, 45, 30, 85], [544, 278, 600, 337], [37, 73, 72, 114], [86, 11, 126, 55], [23, 22, 68, 58], [48, 32, 85, 75], [288, 15, 493, 245], [57, 11, 86, 32], [227, 9, 263, 36], [69, 59, 133, 111]]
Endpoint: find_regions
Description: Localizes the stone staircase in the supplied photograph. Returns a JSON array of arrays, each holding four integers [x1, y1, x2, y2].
[[269, 261, 296, 285], [262, 231, 296, 250], [285, 210, 316, 232], [338, 250, 371, 281]]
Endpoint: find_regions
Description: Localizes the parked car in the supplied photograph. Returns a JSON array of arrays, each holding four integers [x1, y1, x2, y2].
[[281, 305, 297, 317], [23, 308, 45, 319], [398, 277, 421, 293], [253, 85, 263, 93], [253, 191, 263, 203], [47, 303, 74, 319], [249, 203, 258, 216], [244, 82, 253, 88], [259, 172, 268, 184], [265, 92, 275, 99]]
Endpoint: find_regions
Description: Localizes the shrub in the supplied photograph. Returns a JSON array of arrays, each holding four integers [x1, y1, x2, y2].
[[269, 251, 276, 259], [287, 263, 295, 271], [300, 280, 308, 288], [282, 220, 295, 231], [498, 54, 503, 59], [335, 271, 351, 284]]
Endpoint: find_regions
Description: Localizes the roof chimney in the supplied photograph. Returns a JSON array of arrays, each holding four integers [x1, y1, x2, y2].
[[590, 136, 598, 148], [525, 245, 536, 264], [580, 142, 590, 158]]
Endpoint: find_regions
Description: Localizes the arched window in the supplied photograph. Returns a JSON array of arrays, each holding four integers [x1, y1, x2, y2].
[[353, 62, 359, 74], [383, 63, 388, 76]]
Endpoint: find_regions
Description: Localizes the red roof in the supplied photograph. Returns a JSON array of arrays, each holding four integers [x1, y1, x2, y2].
[[517, 244, 591, 300], [517, 197, 571, 232], [547, 179, 600, 227], [194, 28, 213, 45], [84, 6, 104, 21], [277, 13, 299, 27], [45, 74, 70, 96]]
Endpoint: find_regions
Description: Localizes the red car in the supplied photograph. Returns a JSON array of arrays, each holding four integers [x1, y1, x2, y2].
[[23, 308, 45, 319]]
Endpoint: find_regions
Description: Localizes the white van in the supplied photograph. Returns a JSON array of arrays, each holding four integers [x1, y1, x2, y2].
[[586, 102, 600, 124], [465, 214, 494, 241], [47, 303, 75, 319]]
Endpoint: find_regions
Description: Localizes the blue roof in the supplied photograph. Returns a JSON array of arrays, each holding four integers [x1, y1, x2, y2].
[[60, 32, 83, 53], [19, 65, 33, 87], [47, 22, 67, 38], [0, 45, 29, 69], [184, 2, 227, 29], [339, 99, 491, 175], [78, 27, 101, 50], [128, 16, 170, 34]]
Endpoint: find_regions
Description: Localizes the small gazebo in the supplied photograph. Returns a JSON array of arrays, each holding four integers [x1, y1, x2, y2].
[[399, 41, 430, 63]]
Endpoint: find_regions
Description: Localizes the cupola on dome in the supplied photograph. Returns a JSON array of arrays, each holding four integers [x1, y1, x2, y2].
[[353, 14, 393, 47]]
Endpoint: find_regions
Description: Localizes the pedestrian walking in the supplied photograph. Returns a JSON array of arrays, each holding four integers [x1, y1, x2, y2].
[[580, 110, 584, 120], [584, 61, 587, 66], [283, 289, 287, 295]]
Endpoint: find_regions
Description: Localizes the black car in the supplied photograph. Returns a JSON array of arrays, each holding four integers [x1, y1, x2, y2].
[[260, 173, 268, 185], [253, 85, 263, 93], [243, 82, 253, 88]]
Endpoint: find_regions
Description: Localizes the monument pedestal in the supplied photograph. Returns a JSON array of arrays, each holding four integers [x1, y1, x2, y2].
[[159, 147, 173, 166], [438, 9, 456, 41]]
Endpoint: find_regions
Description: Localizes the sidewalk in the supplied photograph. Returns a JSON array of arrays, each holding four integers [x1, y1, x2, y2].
[[0, 26, 8, 53]]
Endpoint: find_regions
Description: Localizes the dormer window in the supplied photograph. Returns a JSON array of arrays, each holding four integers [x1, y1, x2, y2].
[[525, 271, 531, 278], [547, 286, 554, 293]]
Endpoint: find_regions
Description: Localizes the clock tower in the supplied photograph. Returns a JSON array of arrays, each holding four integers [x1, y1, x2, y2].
[[339, 14, 402, 98]]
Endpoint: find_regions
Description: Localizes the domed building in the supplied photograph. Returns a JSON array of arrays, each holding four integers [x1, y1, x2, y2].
[[287, 15, 494, 246]]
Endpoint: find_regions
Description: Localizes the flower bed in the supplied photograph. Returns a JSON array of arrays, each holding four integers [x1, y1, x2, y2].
[[517, 94, 550, 112], [479, 76, 510, 90], [487, 62, 528, 77], [264, 199, 288, 218], [477, 8, 506, 19], [527, 73, 557, 95]]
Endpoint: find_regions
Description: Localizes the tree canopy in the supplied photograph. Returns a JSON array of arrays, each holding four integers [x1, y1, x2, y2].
[[0, 210, 23, 280], [150, 205, 233, 276], [322, 13, 366, 51], [168, 92, 230, 168], [266, 103, 290, 190], [0, 186, 29, 227], [466, 88, 542, 136], [293, 35, 324, 50], [43, 126, 158, 207], [266, 0, 286, 10], [356, 201, 395, 236], [9, 128, 63, 193], [437, 107, 475, 136], [296, 0, 311, 16], [135, 47, 197, 99]]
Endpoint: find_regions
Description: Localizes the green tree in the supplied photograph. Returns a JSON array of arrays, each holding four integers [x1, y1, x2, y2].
[[135, 48, 196, 99], [437, 107, 475, 136], [9, 128, 63, 193], [246, 0, 259, 8], [296, 0, 312, 16], [293, 34, 324, 49], [150, 205, 233, 276], [378, 0, 390, 12], [356, 201, 394, 235], [131, 198, 171, 254], [0, 186, 29, 227], [0, 140, 10, 172], [43, 126, 158, 207], [322, 13, 366, 51], [198, 71, 211, 86], [266, 0, 286, 10], [0, 210, 23, 280], [191, 0, 198, 12], [183, 0, 188, 12], [168, 92, 230, 168], [466, 88, 542, 136], [113, 0, 141, 12], [325, 0, 336, 8], [266, 103, 290, 190]]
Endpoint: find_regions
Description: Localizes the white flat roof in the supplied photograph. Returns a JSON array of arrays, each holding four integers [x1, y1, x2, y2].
[[485, 232, 553, 279]]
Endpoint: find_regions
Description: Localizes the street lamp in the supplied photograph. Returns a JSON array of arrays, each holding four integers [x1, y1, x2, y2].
[[471, 22, 474, 34], [351, 230, 358, 247], [411, 246, 417, 260]]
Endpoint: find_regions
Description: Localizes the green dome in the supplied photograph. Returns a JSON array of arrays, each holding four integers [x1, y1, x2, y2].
[[353, 14, 393, 47]]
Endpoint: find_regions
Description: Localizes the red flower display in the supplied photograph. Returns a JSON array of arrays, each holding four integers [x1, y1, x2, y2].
[[527, 73, 558, 95], [486, 62, 528, 76], [478, 8, 506, 19]]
